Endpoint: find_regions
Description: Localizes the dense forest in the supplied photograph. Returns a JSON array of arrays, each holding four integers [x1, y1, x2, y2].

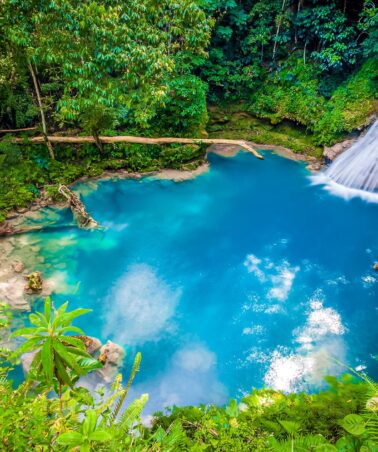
[[0, 0, 378, 450], [0, 0, 377, 222]]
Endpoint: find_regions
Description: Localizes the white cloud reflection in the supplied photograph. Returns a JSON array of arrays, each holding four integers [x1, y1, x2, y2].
[[102, 264, 181, 345]]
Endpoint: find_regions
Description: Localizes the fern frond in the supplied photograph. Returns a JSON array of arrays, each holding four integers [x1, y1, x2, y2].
[[163, 420, 188, 450], [117, 393, 148, 434], [110, 352, 141, 422], [269, 434, 334, 451]]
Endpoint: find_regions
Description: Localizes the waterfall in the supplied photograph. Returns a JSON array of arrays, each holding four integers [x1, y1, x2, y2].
[[325, 119, 378, 192], [311, 120, 378, 202]]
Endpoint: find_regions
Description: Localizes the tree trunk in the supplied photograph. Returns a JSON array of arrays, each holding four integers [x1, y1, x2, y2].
[[58, 185, 99, 229], [13, 135, 264, 159], [93, 130, 104, 153], [28, 62, 55, 160], [272, 0, 287, 61], [303, 41, 307, 65]]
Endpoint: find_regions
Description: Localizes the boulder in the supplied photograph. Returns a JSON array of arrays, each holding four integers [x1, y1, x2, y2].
[[99, 340, 125, 366], [97, 340, 125, 383]]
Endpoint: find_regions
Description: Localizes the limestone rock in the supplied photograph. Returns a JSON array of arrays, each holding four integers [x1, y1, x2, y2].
[[12, 261, 25, 273], [307, 161, 322, 171], [323, 139, 356, 162], [99, 340, 125, 366], [97, 340, 125, 383]]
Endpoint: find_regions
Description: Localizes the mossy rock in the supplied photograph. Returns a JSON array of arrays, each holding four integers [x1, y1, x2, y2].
[[25, 271, 43, 292]]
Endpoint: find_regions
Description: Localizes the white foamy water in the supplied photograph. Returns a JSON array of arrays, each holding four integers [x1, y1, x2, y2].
[[311, 119, 378, 202]]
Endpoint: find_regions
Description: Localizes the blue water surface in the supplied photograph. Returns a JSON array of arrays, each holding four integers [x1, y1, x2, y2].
[[25, 151, 378, 413]]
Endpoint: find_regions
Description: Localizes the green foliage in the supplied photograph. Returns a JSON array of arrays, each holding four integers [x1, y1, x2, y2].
[[314, 58, 378, 145], [1, 299, 377, 450], [56, 409, 112, 451], [153, 75, 209, 137], [1, 0, 211, 134], [249, 59, 326, 129]]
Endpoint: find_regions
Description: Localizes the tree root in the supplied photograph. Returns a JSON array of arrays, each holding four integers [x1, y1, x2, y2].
[[58, 185, 99, 229]]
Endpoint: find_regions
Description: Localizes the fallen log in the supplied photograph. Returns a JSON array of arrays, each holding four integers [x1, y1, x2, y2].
[[58, 185, 99, 229], [13, 135, 264, 159]]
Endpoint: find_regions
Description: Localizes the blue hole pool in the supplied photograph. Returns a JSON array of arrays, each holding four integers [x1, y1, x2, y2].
[[23, 150, 378, 413]]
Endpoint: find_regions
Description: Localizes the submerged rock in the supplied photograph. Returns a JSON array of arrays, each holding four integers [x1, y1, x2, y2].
[[12, 261, 25, 273], [25, 272, 43, 293]]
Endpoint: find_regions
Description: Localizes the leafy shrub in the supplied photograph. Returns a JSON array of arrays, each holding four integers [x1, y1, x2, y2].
[[314, 58, 378, 145]]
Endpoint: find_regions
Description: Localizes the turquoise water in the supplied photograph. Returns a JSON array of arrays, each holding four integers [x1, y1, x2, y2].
[[25, 151, 377, 413]]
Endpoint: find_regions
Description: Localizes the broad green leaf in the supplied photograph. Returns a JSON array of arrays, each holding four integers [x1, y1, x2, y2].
[[60, 326, 84, 334], [11, 337, 41, 357], [57, 301, 69, 316], [56, 431, 83, 445], [55, 353, 73, 387], [339, 414, 366, 436], [89, 430, 112, 442], [77, 357, 103, 371], [59, 336, 86, 349], [67, 347, 92, 359], [41, 337, 54, 384], [53, 340, 85, 376], [44, 297, 51, 323], [29, 313, 44, 327], [9, 327, 41, 338], [54, 308, 91, 328], [83, 409, 97, 436]]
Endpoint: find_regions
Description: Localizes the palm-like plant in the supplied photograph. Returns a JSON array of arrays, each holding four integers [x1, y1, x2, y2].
[[10, 297, 101, 398]]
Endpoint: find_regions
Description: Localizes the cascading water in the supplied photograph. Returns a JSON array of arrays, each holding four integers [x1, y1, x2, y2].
[[311, 119, 378, 202], [326, 120, 378, 192]]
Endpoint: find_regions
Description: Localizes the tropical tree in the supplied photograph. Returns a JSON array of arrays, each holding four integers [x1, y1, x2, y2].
[[1, 0, 212, 152]]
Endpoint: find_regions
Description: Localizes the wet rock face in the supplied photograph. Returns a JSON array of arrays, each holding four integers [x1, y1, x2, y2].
[[323, 139, 356, 163], [25, 272, 43, 293]]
